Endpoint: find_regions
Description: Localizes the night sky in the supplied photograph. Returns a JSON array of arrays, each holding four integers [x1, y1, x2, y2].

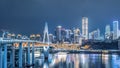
[[0, 0, 120, 35]]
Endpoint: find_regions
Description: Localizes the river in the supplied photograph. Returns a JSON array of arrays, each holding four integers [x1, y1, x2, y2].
[[33, 52, 120, 68]]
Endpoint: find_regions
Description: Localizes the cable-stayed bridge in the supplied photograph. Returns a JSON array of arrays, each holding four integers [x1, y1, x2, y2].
[[0, 22, 51, 68]]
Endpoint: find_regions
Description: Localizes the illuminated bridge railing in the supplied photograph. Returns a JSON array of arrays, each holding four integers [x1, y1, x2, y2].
[[0, 39, 41, 44]]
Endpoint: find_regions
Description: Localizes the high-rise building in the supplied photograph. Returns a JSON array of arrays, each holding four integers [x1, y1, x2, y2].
[[61, 28, 66, 42], [94, 29, 100, 40], [49, 34, 54, 43], [69, 29, 74, 43], [89, 29, 100, 40], [30, 34, 36, 40], [82, 17, 88, 40], [113, 21, 119, 40], [55, 26, 66, 43], [65, 29, 70, 39], [74, 28, 80, 43], [36, 34, 41, 41], [110, 31, 113, 40], [65, 29, 71, 42], [55, 26, 62, 43], [105, 25, 111, 39], [89, 32, 93, 40]]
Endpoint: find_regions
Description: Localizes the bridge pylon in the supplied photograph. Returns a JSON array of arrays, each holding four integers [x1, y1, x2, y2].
[[43, 22, 50, 45], [43, 22, 50, 59]]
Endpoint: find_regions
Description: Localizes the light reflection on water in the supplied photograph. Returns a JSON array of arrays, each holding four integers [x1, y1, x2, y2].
[[34, 53, 120, 68]]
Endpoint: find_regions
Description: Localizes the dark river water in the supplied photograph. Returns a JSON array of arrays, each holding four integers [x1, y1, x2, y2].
[[33, 52, 120, 68]]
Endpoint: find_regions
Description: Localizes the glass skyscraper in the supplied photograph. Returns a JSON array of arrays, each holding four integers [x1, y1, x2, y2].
[[105, 25, 111, 39], [82, 17, 88, 40], [113, 21, 119, 40]]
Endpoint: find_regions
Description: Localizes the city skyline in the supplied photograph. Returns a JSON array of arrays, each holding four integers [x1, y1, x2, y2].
[[0, 18, 119, 36], [1, 19, 120, 42], [0, 1, 120, 68], [1, 0, 120, 35]]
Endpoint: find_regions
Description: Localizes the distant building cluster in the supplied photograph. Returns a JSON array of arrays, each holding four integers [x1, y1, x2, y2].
[[104, 21, 120, 40], [89, 29, 100, 40], [88, 20, 120, 41], [48, 17, 120, 44], [0, 17, 120, 45], [54, 26, 82, 44]]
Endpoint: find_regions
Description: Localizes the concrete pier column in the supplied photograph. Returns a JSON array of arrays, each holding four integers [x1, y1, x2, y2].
[[23, 47, 26, 66], [3, 44, 7, 68], [0, 44, 2, 68], [27, 43, 30, 65], [10, 45, 15, 68], [32, 43, 35, 65], [19, 43, 23, 68], [118, 40, 120, 50]]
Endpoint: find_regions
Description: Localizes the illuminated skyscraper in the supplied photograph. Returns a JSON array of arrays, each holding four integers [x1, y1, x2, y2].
[[74, 28, 80, 43], [55, 26, 62, 43], [65, 29, 71, 39], [105, 25, 111, 39], [89, 29, 100, 40], [55, 26, 66, 43], [82, 17, 88, 40], [113, 21, 119, 40], [30, 34, 36, 40], [11, 33, 16, 39], [49, 34, 54, 43], [36, 34, 41, 41], [65, 29, 71, 42]]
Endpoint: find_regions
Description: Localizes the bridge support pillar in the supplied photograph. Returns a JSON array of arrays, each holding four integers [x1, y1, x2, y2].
[[19, 43, 23, 68], [0, 45, 2, 68], [3, 44, 7, 68], [32, 43, 34, 65], [27, 43, 30, 65], [10, 45, 15, 68], [118, 40, 120, 50], [23, 47, 26, 66]]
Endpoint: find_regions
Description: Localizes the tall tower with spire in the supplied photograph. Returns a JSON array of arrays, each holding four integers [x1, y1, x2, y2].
[[43, 22, 50, 45]]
